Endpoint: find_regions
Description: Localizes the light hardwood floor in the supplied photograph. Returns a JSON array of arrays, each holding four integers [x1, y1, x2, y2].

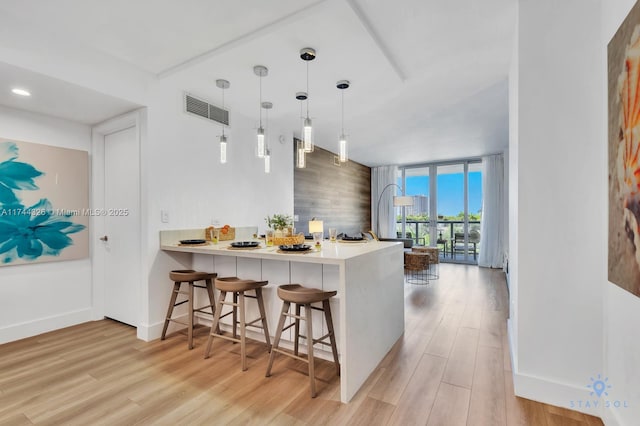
[[0, 264, 603, 425]]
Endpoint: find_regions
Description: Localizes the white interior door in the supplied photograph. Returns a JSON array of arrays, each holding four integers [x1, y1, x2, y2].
[[102, 126, 140, 326]]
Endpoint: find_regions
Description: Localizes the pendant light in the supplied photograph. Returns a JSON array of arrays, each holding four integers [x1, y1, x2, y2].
[[296, 139, 306, 168], [216, 79, 230, 164], [264, 148, 271, 173], [337, 80, 350, 163], [262, 101, 272, 173], [300, 48, 316, 153], [254, 65, 268, 158], [295, 92, 307, 168]]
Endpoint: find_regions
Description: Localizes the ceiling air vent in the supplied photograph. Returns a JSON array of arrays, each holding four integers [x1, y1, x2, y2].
[[184, 93, 229, 126]]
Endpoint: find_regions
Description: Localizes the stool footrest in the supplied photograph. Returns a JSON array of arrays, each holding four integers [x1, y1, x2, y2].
[[296, 332, 334, 347], [193, 284, 208, 289], [224, 319, 266, 330], [209, 332, 240, 345], [218, 311, 233, 320], [281, 322, 295, 332], [194, 307, 214, 315], [283, 312, 304, 321], [272, 348, 309, 364], [175, 290, 190, 295], [220, 300, 239, 307], [245, 317, 263, 327], [194, 304, 214, 309], [312, 332, 333, 346], [168, 319, 189, 326], [173, 300, 188, 307]]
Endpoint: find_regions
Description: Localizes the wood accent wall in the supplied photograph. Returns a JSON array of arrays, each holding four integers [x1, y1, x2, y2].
[[294, 142, 371, 236]]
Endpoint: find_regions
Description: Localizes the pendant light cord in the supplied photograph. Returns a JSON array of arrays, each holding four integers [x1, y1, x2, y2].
[[222, 87, 226, 137], [259, 74, 263, 127], [341, 90, 345, 135], [306, 61, 310, 118], [265, 107, 269, 150]]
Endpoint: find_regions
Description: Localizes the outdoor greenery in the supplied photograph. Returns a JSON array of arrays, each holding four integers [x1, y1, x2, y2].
[[397, 212, 481, 222], [395, 212, 482, 248]]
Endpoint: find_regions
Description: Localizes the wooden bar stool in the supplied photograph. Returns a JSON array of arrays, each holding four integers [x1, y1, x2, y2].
[[266, 284, 340, 398], [161, 269, 217, 349], [204, 277, 271, 371]]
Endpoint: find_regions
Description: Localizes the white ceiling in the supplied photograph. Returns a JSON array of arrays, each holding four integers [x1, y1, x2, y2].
[[0, 0, 516, 166], [0, 62, 141, 124]]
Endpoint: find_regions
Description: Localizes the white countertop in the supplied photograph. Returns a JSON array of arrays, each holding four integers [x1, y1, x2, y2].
[[160, 239, 401, 265]]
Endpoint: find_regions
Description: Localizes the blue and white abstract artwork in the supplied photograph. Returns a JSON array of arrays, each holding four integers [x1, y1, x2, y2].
[[0, 139, 88, 266]]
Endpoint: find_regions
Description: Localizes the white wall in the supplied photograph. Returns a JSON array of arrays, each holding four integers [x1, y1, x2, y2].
[[507, 3, 519, 372], [602, 1, 640, 424], [139, 79, 294, 339], [0, 105, 92, 343], [512, 0, 605, 415]]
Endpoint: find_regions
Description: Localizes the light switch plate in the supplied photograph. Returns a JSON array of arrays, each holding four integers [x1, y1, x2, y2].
[[161, 210, 169, 223]]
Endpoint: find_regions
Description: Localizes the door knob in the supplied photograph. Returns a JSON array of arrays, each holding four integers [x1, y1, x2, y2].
[[99, 235, 108, 242]]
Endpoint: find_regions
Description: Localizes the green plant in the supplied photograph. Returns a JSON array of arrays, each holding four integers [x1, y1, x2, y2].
[[265, 214, 293, 230]]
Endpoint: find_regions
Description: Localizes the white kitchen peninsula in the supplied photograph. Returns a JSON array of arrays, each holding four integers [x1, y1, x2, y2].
[[160, 230, 404, 403]]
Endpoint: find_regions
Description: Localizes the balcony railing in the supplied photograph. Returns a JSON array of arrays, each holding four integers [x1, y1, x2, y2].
[[396, 220, 481, 262]]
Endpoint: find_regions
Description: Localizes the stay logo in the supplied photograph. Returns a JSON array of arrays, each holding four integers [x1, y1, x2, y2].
[[569, 374, 629, 410]]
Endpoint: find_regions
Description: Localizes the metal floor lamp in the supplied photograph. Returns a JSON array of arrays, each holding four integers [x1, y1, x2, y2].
[[376, 183, 413, 237]]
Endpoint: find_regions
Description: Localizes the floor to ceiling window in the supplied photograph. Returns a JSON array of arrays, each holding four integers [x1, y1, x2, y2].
[[397, 159, 482, 264]]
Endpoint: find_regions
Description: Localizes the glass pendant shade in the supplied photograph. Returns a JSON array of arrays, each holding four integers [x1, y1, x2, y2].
[[257, 127, 265, 158], [296, 140, 306, 168], [339, 135, 348, 163], [220, 134, 227, 164], [264, 149, 271, 173], [336, 80, 350, 164], [303, 117, 313, 152]]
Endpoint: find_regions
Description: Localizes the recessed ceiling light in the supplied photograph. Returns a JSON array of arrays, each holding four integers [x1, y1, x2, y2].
[[11, 88, 31, 97]]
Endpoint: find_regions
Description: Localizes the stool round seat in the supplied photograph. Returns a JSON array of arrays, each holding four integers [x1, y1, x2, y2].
[[277, 284, 337, 304], [169, 269, 217, 282], [215, 277, 268, 292]]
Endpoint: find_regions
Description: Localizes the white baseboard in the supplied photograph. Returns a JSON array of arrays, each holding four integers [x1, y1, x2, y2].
[[507, 318, 517, 372], [0, 308, 92, 344], [512, 370, 601, 417], [137, 317, 180, 341], [507, 320, 604, 419], [137, 313, 197, 341]]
